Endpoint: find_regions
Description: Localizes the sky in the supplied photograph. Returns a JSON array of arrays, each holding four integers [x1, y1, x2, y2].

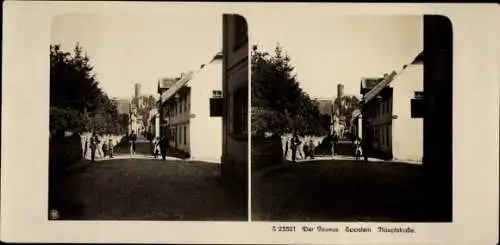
[[51, 12, 222, 99], [249, 14, 423, 99], [51, 13, 422, 101]]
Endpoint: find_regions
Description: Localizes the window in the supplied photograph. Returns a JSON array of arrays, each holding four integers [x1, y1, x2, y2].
[[411, 98, 425, 118], [389, 98, 392, 113], [177, 126, 181, 145], [380, 127, 384, 145], [385, 126, 390, 147], [233, 87, 248, 135], [233, 16, 248, 51], [183, 125, 187, 146], [163, 106, 168, 120], [180, 99, 183, 114], [173, 127, 176, 143], [414, 91, 424, 99]]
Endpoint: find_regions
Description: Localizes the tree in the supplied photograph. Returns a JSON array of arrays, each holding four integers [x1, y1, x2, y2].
[[50, 43, 127, 136], [251, 44, 328, 136]]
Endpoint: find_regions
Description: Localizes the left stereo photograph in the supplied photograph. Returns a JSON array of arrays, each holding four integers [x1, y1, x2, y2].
[[48, 12, 249, 221]]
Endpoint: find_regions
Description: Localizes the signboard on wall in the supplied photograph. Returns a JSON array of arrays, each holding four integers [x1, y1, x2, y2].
[[411, 98, 424, 118], [210, 98, 223, 117]]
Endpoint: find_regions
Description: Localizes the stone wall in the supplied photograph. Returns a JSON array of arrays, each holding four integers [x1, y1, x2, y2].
[[251, 135, 284, 170], [49, 134, 83, 172]]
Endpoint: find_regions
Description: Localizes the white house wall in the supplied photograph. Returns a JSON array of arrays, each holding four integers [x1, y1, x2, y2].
[[391, 63, 423, 163], [189, 61, 223, 162]]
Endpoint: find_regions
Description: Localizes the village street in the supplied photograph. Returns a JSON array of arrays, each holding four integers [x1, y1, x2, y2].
[[52, 140, 247, 221], [252, 158, 427, 222]]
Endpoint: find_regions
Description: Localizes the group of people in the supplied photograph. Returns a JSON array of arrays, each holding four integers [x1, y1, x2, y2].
[[84, 132, 116, 162], [83, 130, 174, 162], [150, 135, 170, 160], [284, 127, 372, 163], [285, 133, 326, 163]]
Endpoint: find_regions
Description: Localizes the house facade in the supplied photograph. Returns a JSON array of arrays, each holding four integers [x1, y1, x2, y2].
[[147, 108, 160, 139], [350, 108, 362, 139], [158, 77, 180, 138], [221, 14, 248, 184], [157, 53, 223, 162], [361, 52, 424, 162]]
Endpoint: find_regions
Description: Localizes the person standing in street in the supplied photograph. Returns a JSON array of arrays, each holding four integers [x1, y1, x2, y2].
[[83, 136, 88, 159], [309, 139, 316, 159], [152, 137, 160, 158], [283, 135, 289, 161], [90, 132, 100, 162], [96, 134, 105, 159], [291, 132, 301, 163], [102, 140, 108, 159], [108, 138, 114, 158], [129, 130, 137, 156], [333, 133, 339, 156], [354, 137, 362, 160], [159, 135, 169, 160], [328, 133, 335, 157], [303, 139, 315, 160], [361, 123, 372, 162]]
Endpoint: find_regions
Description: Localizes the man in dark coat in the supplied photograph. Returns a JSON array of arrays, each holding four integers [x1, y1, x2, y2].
[[90, 132, 100, 162], [291, 132, 301, 163], [129, 131, 137, 155], [362, 123, 373, 162], [159, 135, 170, 160]]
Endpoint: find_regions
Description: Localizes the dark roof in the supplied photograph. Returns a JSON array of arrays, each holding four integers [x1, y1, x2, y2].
[[160, 71, 194, 104], [158, 77, 180, 93], [361, 51, 423, 103], [360, 77, 383, 94], [212, 51, 223, 60], [316, 99, 333, 115], [361, 78, 383, 89], [113, 99, 130, 114], [411, 51, 423, 64]]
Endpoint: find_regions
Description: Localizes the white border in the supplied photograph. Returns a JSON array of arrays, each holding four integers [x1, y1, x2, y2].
[[2, 2, 499, 244]]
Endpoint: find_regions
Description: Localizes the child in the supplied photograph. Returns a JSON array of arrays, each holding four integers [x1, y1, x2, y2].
[[354, 137, 363, 160], [152, 137, 160, 158], [108, 138, 114, 158], [303, 140, 315, 159], [102, 141, 109, 159]]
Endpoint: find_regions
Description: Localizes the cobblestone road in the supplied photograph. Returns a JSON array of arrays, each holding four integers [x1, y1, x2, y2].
[[252, 159, 427, 222], [54, 155, 247, 221]]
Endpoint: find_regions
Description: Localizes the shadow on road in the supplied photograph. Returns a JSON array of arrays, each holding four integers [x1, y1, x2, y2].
[[51, 158, 247, 221], [252, 159, 428, 222]]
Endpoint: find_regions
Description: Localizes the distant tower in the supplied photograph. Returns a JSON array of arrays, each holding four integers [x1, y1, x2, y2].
[[134, 83, 142, 98], [337, 84, 344, 98]]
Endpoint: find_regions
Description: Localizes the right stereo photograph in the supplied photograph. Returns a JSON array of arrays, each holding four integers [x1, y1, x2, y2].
[[251, 15, 452, 222]]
